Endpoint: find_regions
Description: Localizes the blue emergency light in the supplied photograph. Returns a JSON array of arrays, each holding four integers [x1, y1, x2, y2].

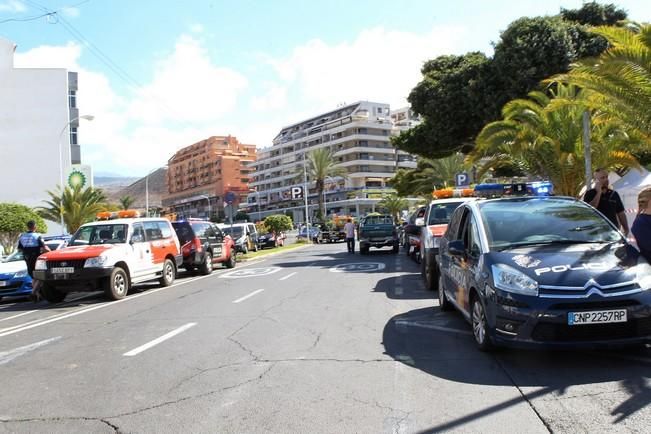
[[473, 181, 553, 197]]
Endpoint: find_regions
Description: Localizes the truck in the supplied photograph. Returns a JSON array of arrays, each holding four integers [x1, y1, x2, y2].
[[358, 214, 399, 254]]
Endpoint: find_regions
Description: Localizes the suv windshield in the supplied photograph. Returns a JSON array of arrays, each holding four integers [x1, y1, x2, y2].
[[222, 226, 244, 238], [362, 215, 394, 225], [70, 224, 128, 245], [478, 198, 623, 249], [428, 202, 464, 225]]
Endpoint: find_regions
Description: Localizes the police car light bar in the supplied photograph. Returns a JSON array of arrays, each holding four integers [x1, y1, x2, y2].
[[96, 210, 141, 220], [473, 181, 553, 198], [432, 188, 476, 199]]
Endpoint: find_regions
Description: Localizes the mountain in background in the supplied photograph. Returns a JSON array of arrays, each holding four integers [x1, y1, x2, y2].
[[100, 168, 167, 209]]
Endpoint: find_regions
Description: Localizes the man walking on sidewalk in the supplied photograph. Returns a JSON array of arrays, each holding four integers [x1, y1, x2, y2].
[[344, 218, 355, 253]]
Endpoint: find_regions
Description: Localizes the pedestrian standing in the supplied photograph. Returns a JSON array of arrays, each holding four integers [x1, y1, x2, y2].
[[632, 187, 651, 263], [583, 168, 629, 236], [17, 220, 50, 301], [344, 218, 355, 253]]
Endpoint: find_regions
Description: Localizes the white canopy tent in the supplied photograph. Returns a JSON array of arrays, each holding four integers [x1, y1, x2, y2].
[[612, 168, 651, 227]]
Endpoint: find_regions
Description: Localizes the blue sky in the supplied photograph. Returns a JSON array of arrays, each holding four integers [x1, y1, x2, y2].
[[1, 0, 650, 176]]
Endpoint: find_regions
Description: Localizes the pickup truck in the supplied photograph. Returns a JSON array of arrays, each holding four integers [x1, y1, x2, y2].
[[358, 214, 399, 254]]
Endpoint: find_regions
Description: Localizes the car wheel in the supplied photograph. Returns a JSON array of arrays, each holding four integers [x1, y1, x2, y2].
[[40, 283, 66, 303], [438, 275, 452, 311], [199, 252, 213, 275], [425, 259, 439, 291], [392, 242, 399, 254], [105, 267, 129, 300], [242, 244, 248, 255], [471, 297, 493, 351], [360, 246, 368, 255], [225, 251, 236, 268], [158, 259, 176, 287], [252, 238, 258, 252]]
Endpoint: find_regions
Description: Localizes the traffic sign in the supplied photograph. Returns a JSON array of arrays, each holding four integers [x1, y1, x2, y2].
[[455, 172, 469, 187], [225, 191, 236, 204], [290, 186, 304, 200]]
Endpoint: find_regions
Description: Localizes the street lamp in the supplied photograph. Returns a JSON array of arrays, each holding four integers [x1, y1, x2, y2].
[[198, 194, 211, 220], [58, 114, 94, 233], [303, 151, 311, 243]]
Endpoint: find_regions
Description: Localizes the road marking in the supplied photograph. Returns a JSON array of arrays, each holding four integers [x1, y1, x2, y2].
[[330, 263, 386, 273], [394, 320, 472, 335], [0, 310, 37, 323], [123, 323, 197, 357], [233, 289, 265, 303], [279, 272, 297, 281], [0, 336, 61, 365], [220, 267, 281, 279]]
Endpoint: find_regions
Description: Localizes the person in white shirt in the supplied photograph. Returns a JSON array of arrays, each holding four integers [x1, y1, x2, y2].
[[343, 218, 355, 253]]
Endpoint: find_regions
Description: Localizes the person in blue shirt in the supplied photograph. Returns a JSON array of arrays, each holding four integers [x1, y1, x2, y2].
[[17, 220, 50, 279], [632, 188, 651, 263]]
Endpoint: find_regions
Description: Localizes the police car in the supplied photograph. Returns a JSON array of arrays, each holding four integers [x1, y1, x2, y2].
[[437, 182, 651, 350], [33, 211, 182, 303]]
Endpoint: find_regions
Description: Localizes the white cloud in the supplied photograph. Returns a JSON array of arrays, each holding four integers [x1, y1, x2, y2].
[[266, 25, 468, 110], [189, 23, 204, 34], [61, 7, 80, 18], [127, 35, 248, 124], [0, 0, 26, 13], [250, 84, 287, 111]]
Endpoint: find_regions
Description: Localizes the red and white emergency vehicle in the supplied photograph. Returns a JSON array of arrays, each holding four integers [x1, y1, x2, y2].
[[33, 211, 182, 303]]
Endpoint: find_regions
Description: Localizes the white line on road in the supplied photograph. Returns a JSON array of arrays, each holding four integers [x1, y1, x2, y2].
[[0, 310, 37, 323], [123, 323, 197, 357], [0, 336, 61, 365], [279, 272, 297, 281], [394, 320, 472, 335], [233, 289, 265, 303]]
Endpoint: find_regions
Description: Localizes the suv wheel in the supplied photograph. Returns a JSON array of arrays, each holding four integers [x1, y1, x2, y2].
[[159, 259, 176, 287], [105, 267, 129, 300], [242, 244, 248, 255], [225, 251, 236, 268], [471, 297, 493, 351], [199, 252, 213, 275], [438, 275, 452, 311], [425, 258, 439, 291], [41, 284, 66, 303], [392, 242, 399, 254]]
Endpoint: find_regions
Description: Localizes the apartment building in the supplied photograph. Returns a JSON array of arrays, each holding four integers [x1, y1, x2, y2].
[[246, 101, 418, 222], [162, 135, 256, 219], [0, 37, 87, 234]]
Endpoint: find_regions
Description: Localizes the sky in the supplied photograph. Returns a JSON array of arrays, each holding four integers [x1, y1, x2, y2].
[[1, 0, 650, 177]]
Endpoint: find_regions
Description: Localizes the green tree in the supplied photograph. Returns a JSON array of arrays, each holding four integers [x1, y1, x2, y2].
[[0, 203, 47, 255], [389, 154, 465, 196], [118, 195, 135, 210], [234, 211, 250, 222], [377, 194, 408, 222], [263, 214, 293, 235], [560, 2, 627, 26], [37, 185, 107, 234], [553, 24, 651, 146], [469, 84, 640, 196], [305, 148, 348, 222]]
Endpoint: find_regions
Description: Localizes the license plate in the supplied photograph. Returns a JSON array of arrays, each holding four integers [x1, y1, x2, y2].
[[214, 247, 222, 255], [568, 309, 627, 325], [51, 267, 74, 274], [0, 281, 7, 287]]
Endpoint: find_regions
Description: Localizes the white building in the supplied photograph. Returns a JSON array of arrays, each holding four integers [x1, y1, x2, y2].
[[0, 38, 86, 232], [246, 101, 419, 222]]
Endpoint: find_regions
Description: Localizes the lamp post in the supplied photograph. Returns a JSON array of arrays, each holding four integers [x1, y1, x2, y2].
[[198, 194, 211, 220], [303, 151, 311, 243], [58, 114, 94, 233]]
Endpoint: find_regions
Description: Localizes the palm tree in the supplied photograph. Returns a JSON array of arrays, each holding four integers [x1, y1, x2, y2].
[[389, 154, 465, 197], [119, 195, 135, 210], [305, 148, 348, 222], [552, 24, 651, 140], [38, 185, 107, 234], [377, 194, 408, 222], [469, 84, 640, 196]]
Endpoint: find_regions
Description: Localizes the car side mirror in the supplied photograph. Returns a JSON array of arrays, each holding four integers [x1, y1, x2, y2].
[[415, 217, 425, 227], [448, 240, 465, 256], [131, 234, 144, 244]]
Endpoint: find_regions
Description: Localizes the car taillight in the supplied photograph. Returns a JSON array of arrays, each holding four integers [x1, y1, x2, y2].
[[181, 242, 192, 256], [193, 237, 203, 253]]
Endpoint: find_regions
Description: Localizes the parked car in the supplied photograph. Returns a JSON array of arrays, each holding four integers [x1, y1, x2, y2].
[[172, 219, 236, 274], [0, 238, 70, 300], [258, 232, 286, 249], [358, 214, 399, 254], [402, 206, 427, 261], [34, 216, 182, 303], [438, 195, 651, 350], [219, 223, 260, 254], [297, 226, 321, 243]]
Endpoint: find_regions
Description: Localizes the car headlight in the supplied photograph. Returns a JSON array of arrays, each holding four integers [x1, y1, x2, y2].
[[84, 255, 109, 268], [635, 258, 651, 290], [492, 263, 539, 296], [35, 259, 47, 270], [14, 270, 28, 278]]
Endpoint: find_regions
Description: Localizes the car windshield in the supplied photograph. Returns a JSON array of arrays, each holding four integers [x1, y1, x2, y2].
[[362, 215, 394, 225], [428, 202, 464, 225], [478, 198, 623, 250], [69, 224, 128, 245], [222, 226, 244, 237], [2, 250, 24, 262]]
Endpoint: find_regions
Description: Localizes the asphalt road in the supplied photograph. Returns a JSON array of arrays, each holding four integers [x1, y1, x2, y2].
[[0, 242, 649, 433]]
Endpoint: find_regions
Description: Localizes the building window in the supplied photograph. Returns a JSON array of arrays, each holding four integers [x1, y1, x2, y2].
[[68, 90, 77, 108], [70, 127, 78, 145], [377, 107, 383, 114]]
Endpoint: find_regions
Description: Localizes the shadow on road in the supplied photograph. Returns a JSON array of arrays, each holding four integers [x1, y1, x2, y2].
[[383, 306, 651, 431]]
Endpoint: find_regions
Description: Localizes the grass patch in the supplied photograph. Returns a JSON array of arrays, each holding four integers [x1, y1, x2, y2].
[[239, 242, 309, 260]]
